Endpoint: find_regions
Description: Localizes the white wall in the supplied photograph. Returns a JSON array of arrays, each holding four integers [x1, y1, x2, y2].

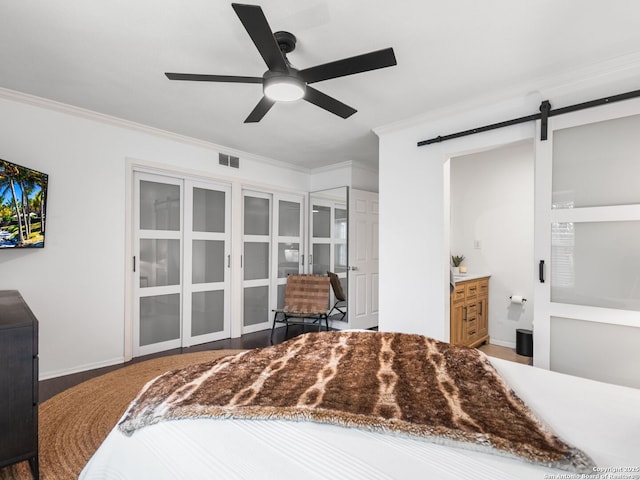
[[450, 141, 534, 347], [309, 161, 379, 193], [0, 90, 339, 379]]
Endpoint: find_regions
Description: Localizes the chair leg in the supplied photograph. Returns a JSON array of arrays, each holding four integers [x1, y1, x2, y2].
[[269, 312, 278, 345], [270, 312, 278, 343]]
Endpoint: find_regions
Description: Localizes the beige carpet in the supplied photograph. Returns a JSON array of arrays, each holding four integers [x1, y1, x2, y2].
[[0, 350, 243, 480]]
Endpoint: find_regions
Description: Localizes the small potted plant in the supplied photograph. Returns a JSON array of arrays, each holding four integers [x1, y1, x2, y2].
[[451, 255, 465, 275]]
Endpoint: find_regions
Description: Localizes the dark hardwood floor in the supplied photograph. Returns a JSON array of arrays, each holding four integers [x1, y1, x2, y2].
[[39, 325, 309, 402], [39, 327, 531, 403]]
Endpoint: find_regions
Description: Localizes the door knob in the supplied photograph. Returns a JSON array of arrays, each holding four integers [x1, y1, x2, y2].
[[348, 266, 358, 271]]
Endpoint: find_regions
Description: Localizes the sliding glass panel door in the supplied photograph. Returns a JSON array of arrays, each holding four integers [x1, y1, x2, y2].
[[183, 181, 231, 346], [242, 191, 272, 334], [534, 100, 640, 388], [133, 173, 231, 356], [274, 194, 304, 310], [310, 188, 348, 321], [134, 173, 183, 356]]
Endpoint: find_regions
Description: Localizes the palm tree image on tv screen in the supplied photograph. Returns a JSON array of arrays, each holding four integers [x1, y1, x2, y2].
[[0, 159, 48, 248]]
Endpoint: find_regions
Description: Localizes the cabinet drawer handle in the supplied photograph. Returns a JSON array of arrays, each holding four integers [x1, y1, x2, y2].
[[463, 306, 467, 321], [469, 330, 476, 336]]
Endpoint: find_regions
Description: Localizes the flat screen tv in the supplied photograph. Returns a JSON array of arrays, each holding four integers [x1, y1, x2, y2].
[[0, 158, 48, 248]]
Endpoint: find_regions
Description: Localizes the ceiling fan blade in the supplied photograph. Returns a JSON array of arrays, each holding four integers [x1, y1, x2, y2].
[[300, 47, 397, 84], [244, 96, 276, 123], [165, 72, 263, 83], [304, 86, 356, 119], [232, 3, 289, 73]]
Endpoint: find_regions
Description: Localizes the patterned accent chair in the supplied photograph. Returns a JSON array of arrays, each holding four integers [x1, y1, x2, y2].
[[271, 274, 331, 341], [327, 271, 347, 321]]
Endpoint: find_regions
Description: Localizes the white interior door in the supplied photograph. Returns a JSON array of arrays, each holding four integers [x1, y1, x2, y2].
[[134, 173, 232, 356], [134, 172, 183, 356], [182, 180, 231, 346], [242, 191, 272, 334], [348, 189, 379, 329], [534, 98, 640, 388], [309, 191, 347, 324], [273, 194, 305, 310]]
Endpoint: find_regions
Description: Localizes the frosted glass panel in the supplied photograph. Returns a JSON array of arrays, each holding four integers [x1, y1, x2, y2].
[[140, 181, 180, 231], [313, 205, 330, 238], [244, 286, 268, 326], [312, 244, 330, 274], [140, 239, 180, 287], [244, 196, 269, 235], [551, 221, 640, 310], [334, 244, 347, 274], [192, 290, 224, 336], [244, 242, 269, 280], [279, 200, 300, 237], [551, 316, 640, 388], [278, 243, 299, 278], [552, 114, 640, 208], [193, 188, 225, 233], [335, 208, 347, 240], [140, 294, 180, 345], [277, 284, 286, 309], [192, 240, 224, 284]]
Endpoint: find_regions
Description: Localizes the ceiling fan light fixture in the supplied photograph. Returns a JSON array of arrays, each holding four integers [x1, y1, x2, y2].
[[263, 72, 306, 102]]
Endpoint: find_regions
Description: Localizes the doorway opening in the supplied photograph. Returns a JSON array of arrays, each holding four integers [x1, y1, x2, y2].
[[447, 139, 535, 352]]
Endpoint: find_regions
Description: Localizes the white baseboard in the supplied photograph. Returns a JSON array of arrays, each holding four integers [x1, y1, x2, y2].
[[39, 356, 125, 381], [489, 338, 516, 349]]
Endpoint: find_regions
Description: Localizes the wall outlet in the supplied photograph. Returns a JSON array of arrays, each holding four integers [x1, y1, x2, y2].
[[474, 239, 481, 249]]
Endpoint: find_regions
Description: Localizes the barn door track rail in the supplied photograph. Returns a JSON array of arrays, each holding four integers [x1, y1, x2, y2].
[[417, 88, 640, 147]]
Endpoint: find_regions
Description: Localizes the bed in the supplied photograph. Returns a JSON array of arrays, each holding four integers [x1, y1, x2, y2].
[[80, 331, 640, 480]]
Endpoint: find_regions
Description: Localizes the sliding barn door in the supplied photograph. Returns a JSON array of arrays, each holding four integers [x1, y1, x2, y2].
[[534, 97, 640, 388]]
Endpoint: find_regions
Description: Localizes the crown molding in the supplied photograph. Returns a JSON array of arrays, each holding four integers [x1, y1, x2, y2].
[[0, 86, 312, 174]]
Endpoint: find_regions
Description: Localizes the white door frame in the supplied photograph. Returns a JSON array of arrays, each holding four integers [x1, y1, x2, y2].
[[127, 164, 234, 358]]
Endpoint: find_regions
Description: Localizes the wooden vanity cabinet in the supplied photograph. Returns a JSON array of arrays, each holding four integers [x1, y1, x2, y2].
[[450, 276, 490, 348]]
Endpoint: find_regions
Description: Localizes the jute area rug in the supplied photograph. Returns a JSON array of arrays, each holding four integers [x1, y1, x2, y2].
[[0, 349, 243, 480]]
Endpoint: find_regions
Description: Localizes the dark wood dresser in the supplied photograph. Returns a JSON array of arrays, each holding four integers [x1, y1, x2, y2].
[[0, 290, 39, 479]]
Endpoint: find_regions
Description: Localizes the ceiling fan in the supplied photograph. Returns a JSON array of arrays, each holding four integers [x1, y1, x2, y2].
[[165, 3, 397, 123]]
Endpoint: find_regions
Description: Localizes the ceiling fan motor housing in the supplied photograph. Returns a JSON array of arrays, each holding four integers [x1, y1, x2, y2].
[[274, 31, 297, 54]]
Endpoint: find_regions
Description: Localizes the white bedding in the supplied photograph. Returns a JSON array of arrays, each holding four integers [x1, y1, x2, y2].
[[80, 357, 640, 480]]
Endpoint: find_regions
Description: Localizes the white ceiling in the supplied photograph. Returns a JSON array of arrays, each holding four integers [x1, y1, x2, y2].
[[2, 1, 640, 170]]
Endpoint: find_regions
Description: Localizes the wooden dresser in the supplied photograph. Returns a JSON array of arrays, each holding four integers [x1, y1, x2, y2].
[[450, 276, 489, 348], [0, 290, 39, 479]]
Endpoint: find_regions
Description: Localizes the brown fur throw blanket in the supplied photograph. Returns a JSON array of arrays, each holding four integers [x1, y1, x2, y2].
[[119, 331, 594, 473]]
